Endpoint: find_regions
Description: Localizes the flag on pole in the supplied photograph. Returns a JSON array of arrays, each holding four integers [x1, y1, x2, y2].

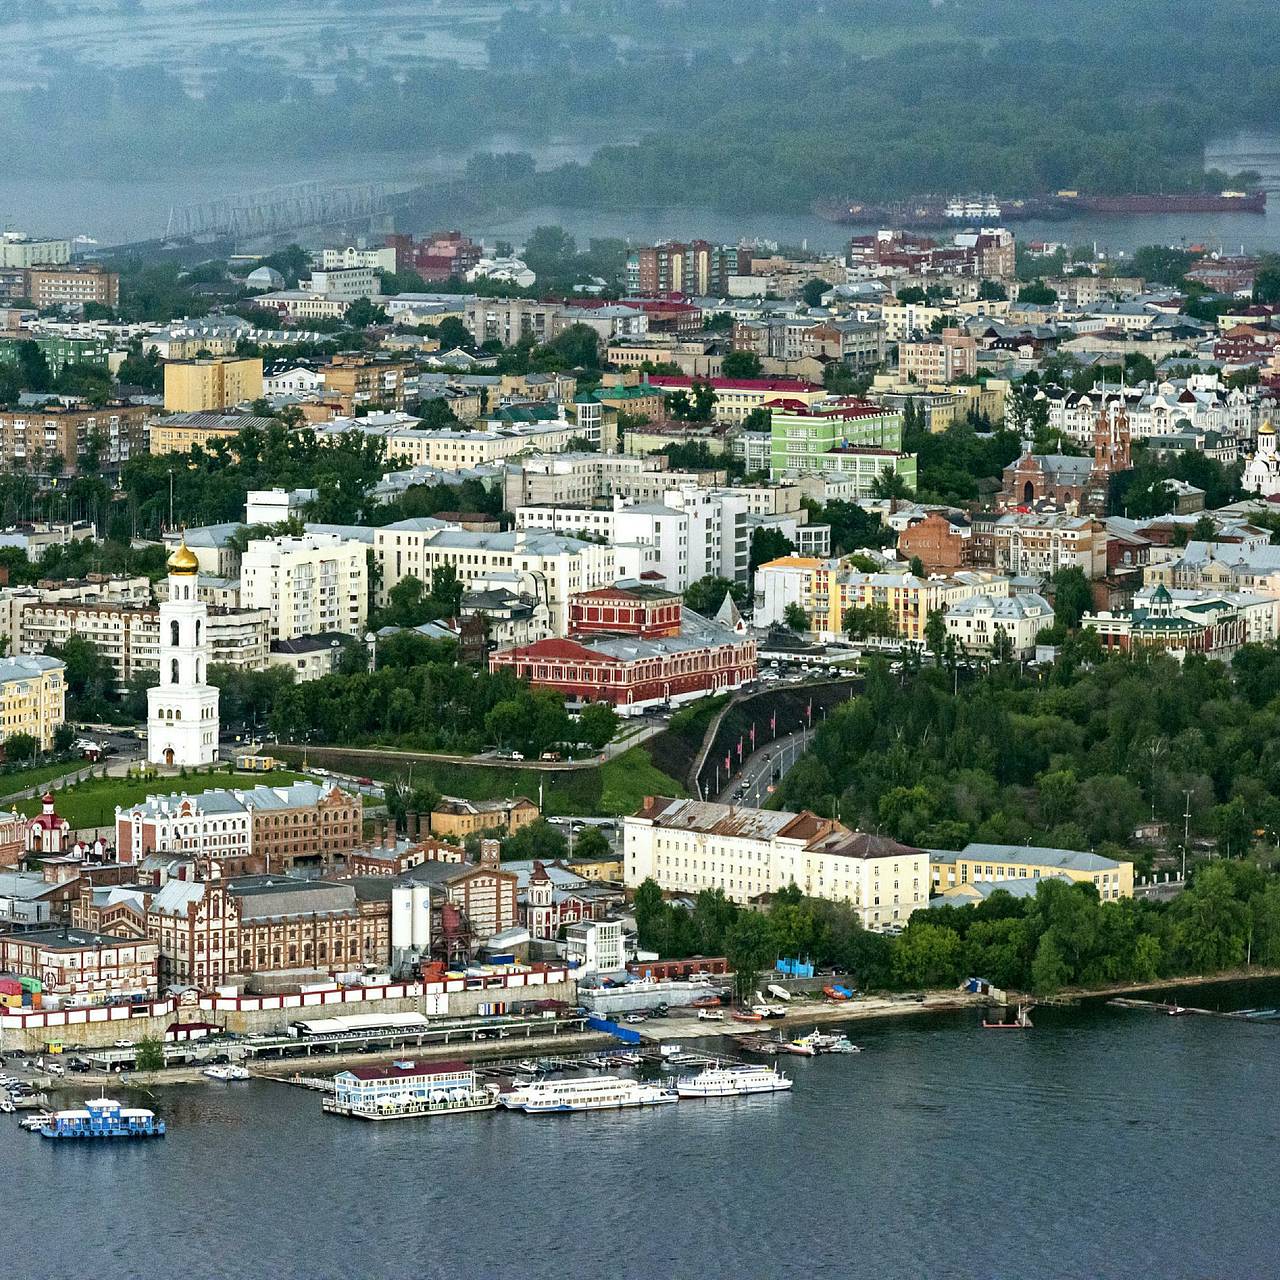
[[725, 752, 731, 773], [771, 711, 777, 735], [807, 700, 813, 723], [737, 736, 744, 761], [750, 723, 757, 748]]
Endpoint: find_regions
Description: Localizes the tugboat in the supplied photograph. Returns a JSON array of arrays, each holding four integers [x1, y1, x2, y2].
[[40, 1096, 166, 1139]]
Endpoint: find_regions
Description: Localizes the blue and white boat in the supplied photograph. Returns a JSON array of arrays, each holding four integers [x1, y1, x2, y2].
[[40, 1097, 166, 1139], [510, 1075, 677, 1114]]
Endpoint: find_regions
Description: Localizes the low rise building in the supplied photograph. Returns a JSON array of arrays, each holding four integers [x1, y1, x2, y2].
[[0, 927, 158, 1006], [148, 874, 391, 986], [490, 591, 755, 716], [898, 328, 978, 382], [565, 918, 625, 974], [430, 796, 539, 841], [943, 592, 1053, 658], [973, 513, 1109, 578], [0, 403, 146, 476], [146, 411, 277, 457], [1083, 583, 1247, 659], [26, 264, 119, 312], [756, 559, 1006, 644], [929, 843, 1133, 900]]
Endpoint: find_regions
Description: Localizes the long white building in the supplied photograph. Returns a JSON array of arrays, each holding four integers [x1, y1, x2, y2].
[[513, 485, 746, 590], [625, 797, 928, 931]]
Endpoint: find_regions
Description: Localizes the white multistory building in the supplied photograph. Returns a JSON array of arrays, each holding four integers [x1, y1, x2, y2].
[[147, 541, 220, 767], [625, 798, 928, 931], [240, 534, 368, 641]]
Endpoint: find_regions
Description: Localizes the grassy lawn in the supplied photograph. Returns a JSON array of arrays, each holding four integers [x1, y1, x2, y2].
[[0, 758, 90, 802], [275, 745, 684, 819], [17, 765, 318, 830]]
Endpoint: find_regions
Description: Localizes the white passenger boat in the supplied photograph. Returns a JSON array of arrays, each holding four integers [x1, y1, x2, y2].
[[203, 1064, 251, 1081], [513, 1075, 678, 1114], [675, 1062, 793, 1099]]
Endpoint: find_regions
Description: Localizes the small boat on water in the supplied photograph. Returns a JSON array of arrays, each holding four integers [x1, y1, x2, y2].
[[1167, 1005, 1191, 1017], [675, 1062, 793, 1099], [0, 1097, 14, 1113], [983, 1003, 1034, 1029], [509, 1075, 678, 1114], [202, 1064, 250, 1081], [513, 1059, 541, 1074], [40, 1097, 166, 1139], [20, 1112, 52, 1132]]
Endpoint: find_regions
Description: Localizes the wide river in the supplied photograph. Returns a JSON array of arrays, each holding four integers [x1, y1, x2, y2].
[[8, 978, 1280, 1280]]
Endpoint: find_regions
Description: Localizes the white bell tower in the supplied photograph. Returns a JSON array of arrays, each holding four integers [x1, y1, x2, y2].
[[147, 538, 220, 767]]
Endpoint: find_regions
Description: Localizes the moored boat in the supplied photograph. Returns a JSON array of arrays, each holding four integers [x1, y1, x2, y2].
[[983, 1002, 1034, 1029], [40, 1097, 166, 1139], [513, 1075, 678, 1114], [675, 1062, 793, 1099], [203, 1064, 250, 1081]]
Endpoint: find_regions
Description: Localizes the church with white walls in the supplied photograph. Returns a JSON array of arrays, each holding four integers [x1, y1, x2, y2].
[[1243, 422, 1280, 498], [147, 538, 220, 767]]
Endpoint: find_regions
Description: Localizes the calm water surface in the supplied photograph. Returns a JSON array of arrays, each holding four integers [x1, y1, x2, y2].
[[7, 980, 1280, 1280]]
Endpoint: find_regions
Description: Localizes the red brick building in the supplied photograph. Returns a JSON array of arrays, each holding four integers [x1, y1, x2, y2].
[[386, 231, 482, 281], [489, 588, 756, 716], [569, 584, 682, 639], [897, 511, 974, 573]]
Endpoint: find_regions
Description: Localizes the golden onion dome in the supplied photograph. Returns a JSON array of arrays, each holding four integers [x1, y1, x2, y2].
[[1261, 421, 1275, 436], [167, 538, 199, 575]]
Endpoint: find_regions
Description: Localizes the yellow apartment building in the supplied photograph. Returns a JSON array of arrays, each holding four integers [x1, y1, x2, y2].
[[164, 356, 264, 412], [0, 655, 66, 751]]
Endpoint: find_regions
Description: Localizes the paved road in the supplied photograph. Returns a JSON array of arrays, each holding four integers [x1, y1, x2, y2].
[[713, 724, 815, 807]]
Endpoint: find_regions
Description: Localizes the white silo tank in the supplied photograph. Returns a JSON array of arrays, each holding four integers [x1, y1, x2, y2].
[[391, 884, 414, 955], [411, 883, 432, 951]]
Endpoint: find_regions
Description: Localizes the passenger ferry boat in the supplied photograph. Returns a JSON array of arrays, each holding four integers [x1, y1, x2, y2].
[[40, 1097, 166, 1139], [324, 1059, 499, 1120], [508, 1075, 678, 1114], [675, 1062, 793, 1099]]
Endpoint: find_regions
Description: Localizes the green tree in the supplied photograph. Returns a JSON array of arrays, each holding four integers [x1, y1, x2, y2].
[[135, 1037, 165, 1072], [1050, 566, 1093, 630], [1017, 280, 1058, 305], [721, 350, 763, 378], [924, 609, 947, 666], [502, 818, 569, 862], [782, 602, 808, 633], [871, 466, 913, 503], [726, 911, 776, 1004], [892, 921, 963, 988], [3, 732, 38, 762], [578, 702, 618, 751], [801, 278, 828, 307], [684, 575, 746, 617], [437, 316, 472, 351], [750, 527, 794, 572], [977, 279, 1008, 301]]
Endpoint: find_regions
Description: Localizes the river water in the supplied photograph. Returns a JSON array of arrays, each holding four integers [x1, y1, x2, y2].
[[8, 978, 1280, 1280]]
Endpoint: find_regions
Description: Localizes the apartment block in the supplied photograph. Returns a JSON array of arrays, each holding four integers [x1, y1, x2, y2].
[[26, 264, 119, 311], [164, 357, 265, 413], [0, 655, 65, 751], [240, 534, 368, 641], [0, 404, 146, 476]]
